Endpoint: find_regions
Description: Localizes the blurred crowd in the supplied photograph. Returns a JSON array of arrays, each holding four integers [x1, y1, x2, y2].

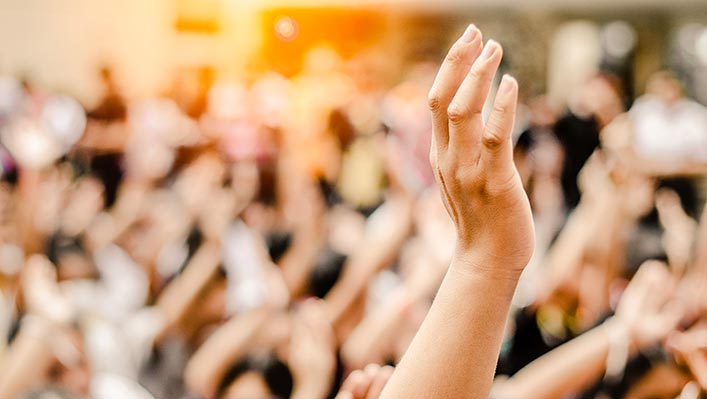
[[0, 40, 706, 399]]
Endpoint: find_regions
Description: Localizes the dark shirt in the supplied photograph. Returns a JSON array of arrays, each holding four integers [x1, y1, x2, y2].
[[553, 112, 601, 209]]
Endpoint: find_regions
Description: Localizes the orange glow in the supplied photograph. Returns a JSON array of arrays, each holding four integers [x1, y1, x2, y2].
[[260, 8, 386, 76]]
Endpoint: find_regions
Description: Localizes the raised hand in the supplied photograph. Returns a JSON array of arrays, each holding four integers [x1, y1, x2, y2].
[[427, 24, 534, 275], [666, 323, 707, 389], [289, 299, 337, 399], [655, 188, 697, 275], [379, 25, 535, 399], [615, 261, 683, 348]]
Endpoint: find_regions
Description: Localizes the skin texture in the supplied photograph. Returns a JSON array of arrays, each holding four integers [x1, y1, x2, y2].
[[378, 25, 535, 399]]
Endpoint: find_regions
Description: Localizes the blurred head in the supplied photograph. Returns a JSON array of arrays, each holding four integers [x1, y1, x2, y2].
[[221, 371, 270, 399], [527, 95, 559, 128], [124, 138, 175, 182], [645, 71, 683, 105], [218, 355, 293, 399], [572, 72, 625, 127]]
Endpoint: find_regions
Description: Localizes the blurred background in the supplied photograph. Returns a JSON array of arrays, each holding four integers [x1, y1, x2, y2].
[[0, 0, 706, 398]]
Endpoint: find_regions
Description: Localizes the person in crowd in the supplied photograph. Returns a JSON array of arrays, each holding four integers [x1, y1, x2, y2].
[[554, 72, 626, 209]]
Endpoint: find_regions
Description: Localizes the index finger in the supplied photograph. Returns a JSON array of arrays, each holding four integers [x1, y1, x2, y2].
[[428, 24, 483, 151]]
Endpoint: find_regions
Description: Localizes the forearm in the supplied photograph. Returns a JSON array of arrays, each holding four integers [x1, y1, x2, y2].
[[279, 233, 322, 297], [495, 318, 626, 398], [0, 317, 57, 398], [342, 291, 409, 369], [326, 197, 412, 326], [380, 252, 520, 399], [156, 241, 221, 337], [378, 27, 534, 399], [184, 308, 269, 398]]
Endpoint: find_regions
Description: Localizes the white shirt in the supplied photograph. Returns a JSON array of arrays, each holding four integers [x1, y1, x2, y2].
[[630, 95, 707, 163]]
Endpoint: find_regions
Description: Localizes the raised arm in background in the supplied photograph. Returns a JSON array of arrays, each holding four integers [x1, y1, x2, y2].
[[493, 260, 683, 399], [379, 24, 535, 399]]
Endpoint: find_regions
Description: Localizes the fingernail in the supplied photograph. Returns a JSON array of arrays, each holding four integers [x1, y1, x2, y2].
[[499, 74, 514, 94], [480, 40, 498, 59], [460, 24, 478, 43]]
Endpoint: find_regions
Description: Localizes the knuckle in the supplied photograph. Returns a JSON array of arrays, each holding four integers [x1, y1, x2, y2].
[[446, 104, 467, 125], [427, 90, 443, 112], [493, 102, 509, 115], [482, 132, 505, 150], [444, 45, 466, 65], [468, 66, 484, 81]]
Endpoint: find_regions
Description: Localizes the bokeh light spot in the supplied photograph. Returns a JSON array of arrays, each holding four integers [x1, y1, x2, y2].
[[602, 21, 637, 59], [275, 16, 299, 42], [696, 27, 707, 66]]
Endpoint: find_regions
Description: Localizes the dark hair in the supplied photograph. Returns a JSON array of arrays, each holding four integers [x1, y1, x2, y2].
[[45, 232, 87, 267], [186, 226, 204, 261], [317, 177, 342, 209], [328, 108, 356, 151], [90, 153, 123, 209], [266, 231, 293, 263], [309, 248, 347, 298], [256, 162, 278, 206], [217, 354, 293, 399]]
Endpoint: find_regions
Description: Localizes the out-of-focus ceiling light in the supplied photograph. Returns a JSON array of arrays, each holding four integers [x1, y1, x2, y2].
[[696, 27, 707, 66], [275, 16, 299, 42], [678, 23, 703, 57], [602, 21, 637, 59]]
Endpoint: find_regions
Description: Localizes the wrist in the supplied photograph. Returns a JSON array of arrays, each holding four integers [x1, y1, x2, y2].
[[451, 245, 525, 283], [606, 316, 655, 352], [602, 317, 633, 381]]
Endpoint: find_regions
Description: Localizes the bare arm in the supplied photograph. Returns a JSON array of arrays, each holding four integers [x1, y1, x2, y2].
[[494, 318, 619, 398], [342, 247, 448, 369], [380, 25, 535, 399], [0, 316, 58, 398], [324, 192, 413, 328], [155, 241, 221, 338], [495, 261, 682, 398], [184, 308, 270, 399]]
